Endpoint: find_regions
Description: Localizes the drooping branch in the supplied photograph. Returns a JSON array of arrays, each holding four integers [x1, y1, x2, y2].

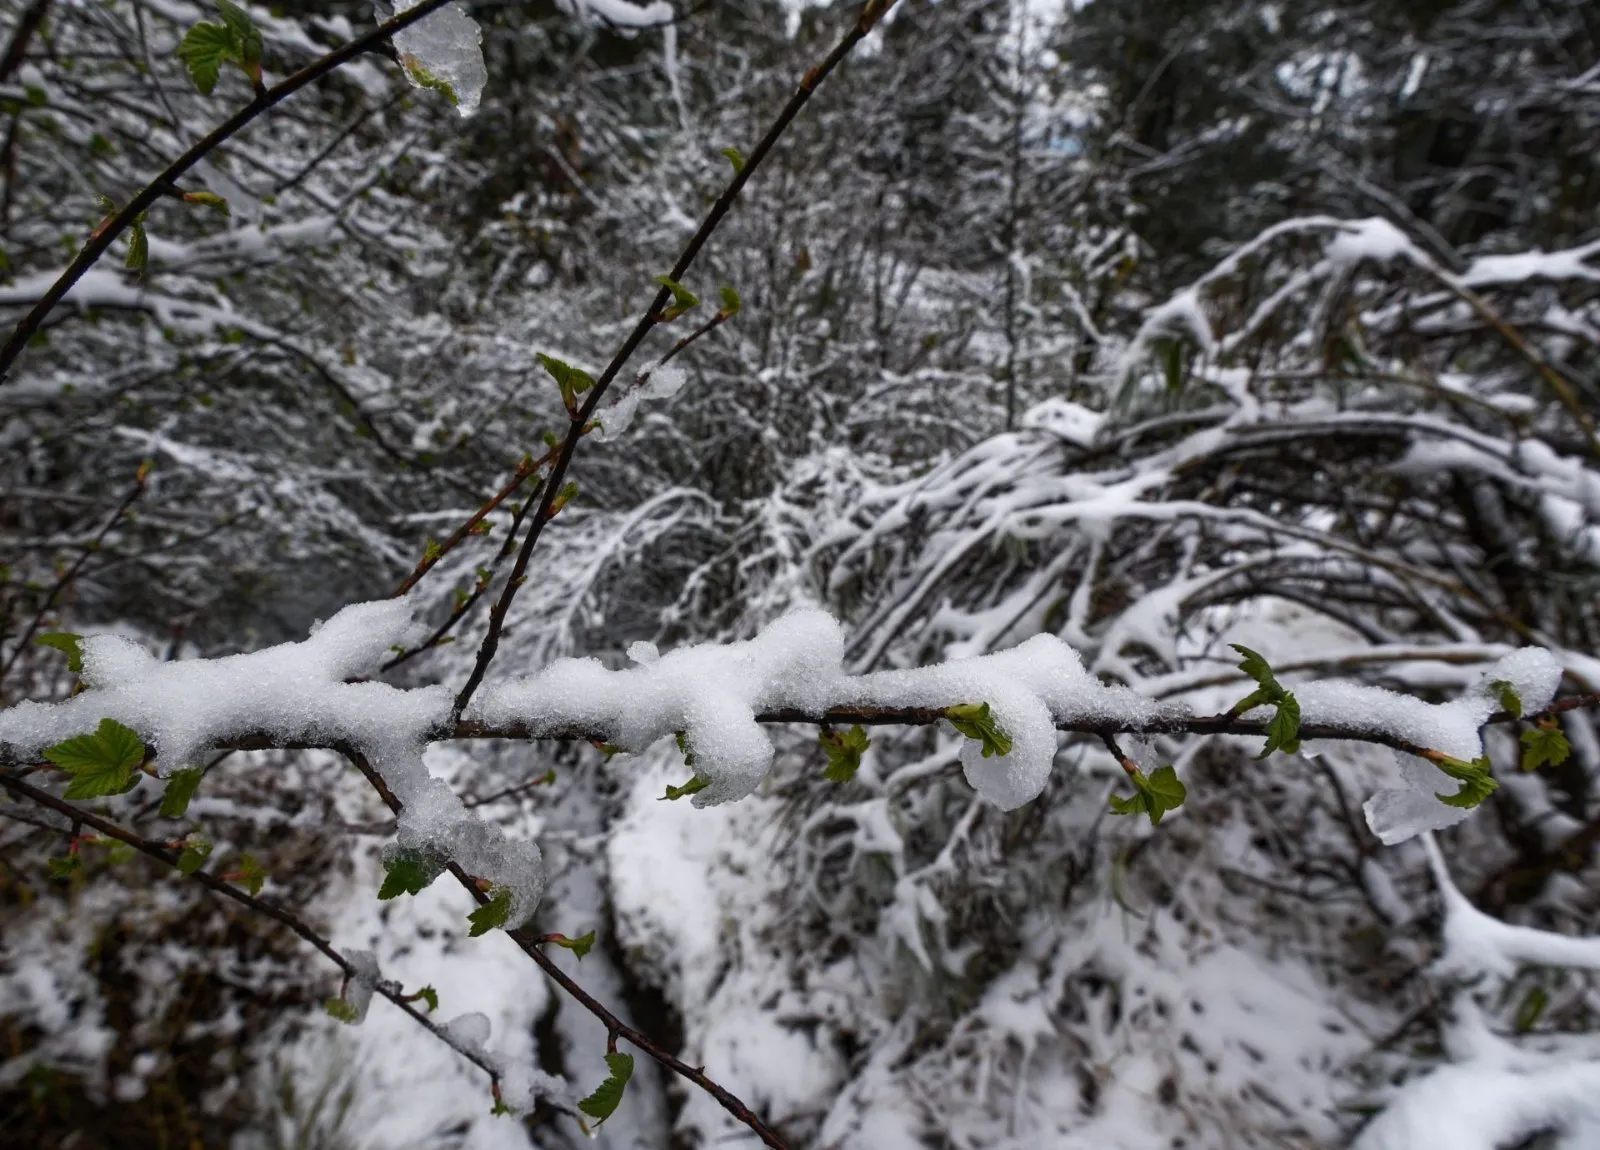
[[0, 770, 512, 1097], [337, 749, 792, 1150], [0, 0, 463, 382]]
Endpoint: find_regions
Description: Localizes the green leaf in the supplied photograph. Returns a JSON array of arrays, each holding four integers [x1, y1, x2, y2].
[[661, 775, 710, 801], [718, 285, 742, 317], [159, 768, 204, 819], [399, 55, 460, 106], [1230, 643, 1283, 698], [182, 190, 230, 215], [413, 985, 439, 1012], [325, 997, 360, 1024], [550, 481, 579, 516], [35, 632, 84, 673], [233, 853, 267, 896], [215, 0, 262, 77], [1433, 754, 1498, 809], [175, 21, 235, 95], [546, 930, 596, 959], [44, 718, 146, 800], [378, 846, 445, 900], [1514, 985, 1549, 1034], [1108, 764, 1188, 826], [1155, 336, 1185, 393], [1521, 722, 1572, 773], [1228, 644, 1300, 757], [1260, 691, 1302, 758], [467, 885, 513, 937], [945, 702, 1013, 758], [654, 276, 700, 321], [820, 725, 869, 783], [176, 837, 213, 875], [720, 146, 745, 174], [47, 854, 82, 880], [1491, 679, 1523, 719], [536, 352, 594, 414], [125, 219, 149, 274], [577, 1052, 634, 1124]]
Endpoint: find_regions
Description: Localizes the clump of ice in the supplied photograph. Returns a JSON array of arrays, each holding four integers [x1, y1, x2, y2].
[[392, 0, 487, 117], [344, 950, 381, 1025], [1353, 648, 1565, 845], [594, 363, 689, 443], [1362, 752, 1474, 846]]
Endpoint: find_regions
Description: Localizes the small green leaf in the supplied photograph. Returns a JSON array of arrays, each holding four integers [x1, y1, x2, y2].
[[182, 190, 230, 215], [577, 1052, 634, 1124], [1230, 643, 1283, 697], [536, 353, 594, 414], [176, 837, 213, 875], [399, 55, 460, 105], [215, 0, 262, 78], [47, 854, 82, 880], [24, 84, 47, 107], [1433, 754, 1498, 809], [720, 146, 745, 174], [159, 768, 204, 819], [1514, 985, 1549, 1034], [653, 276, 700, 321], [1491, 680, 1523, 719], [423, 537, 443, 562], [378, 847, 445, 900], [44, 718, 146, 800], [233, 853, 267, 896], [1108, 764, 1188, 826], [1260, 692, 1302, 758], [35, 632, 84, 673], [820, 725, 869, 783], [414, 985, 439, 1012], [175, 21, 235, 95], [1521, 722, 1572, 773], [718, 284, 742, 317], [1228, 644, 1300, 756], [467, 885, 513, 937], [546, 930, 596, 959], [945, 702, 1013, 758], [125, 219, 149, 274], [550, 481, 579, 516], [325, 997, 360, 1024], [661, 775, 710, 801]]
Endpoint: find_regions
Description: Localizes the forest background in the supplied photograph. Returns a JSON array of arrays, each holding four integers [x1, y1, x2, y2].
[[2, 0, 1599, 1147]]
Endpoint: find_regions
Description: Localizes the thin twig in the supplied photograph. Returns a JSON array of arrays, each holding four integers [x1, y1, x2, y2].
[[0, 0, 462, 381], [0, 464, 147, 689], [0, 771, 508, 1093], [452, 0, 903, 719], [338, 750, 790, 1149]]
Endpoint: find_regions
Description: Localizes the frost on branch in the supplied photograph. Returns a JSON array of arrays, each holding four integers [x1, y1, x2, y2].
[[392, 0, 487, 117], [471, 608, 1177, 811], [1356, 647, 1564, 845], [0, 599, 545, 928]]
